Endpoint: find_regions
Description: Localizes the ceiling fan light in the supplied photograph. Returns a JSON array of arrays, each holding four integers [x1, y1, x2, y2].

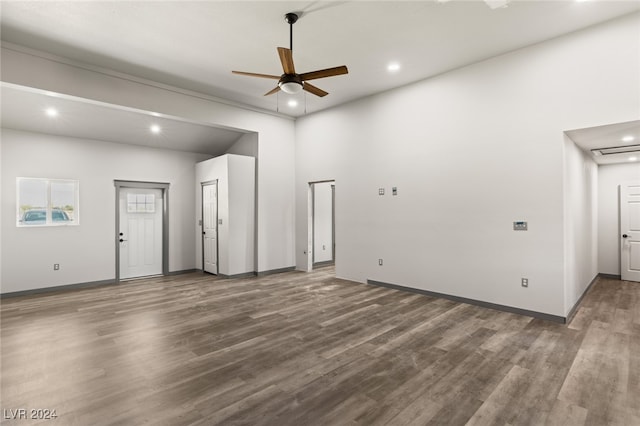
[[279, 81, 302, 94]]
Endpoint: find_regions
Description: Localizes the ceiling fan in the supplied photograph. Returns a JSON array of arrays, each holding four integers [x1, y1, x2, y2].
[[232, 13, 348, 97]]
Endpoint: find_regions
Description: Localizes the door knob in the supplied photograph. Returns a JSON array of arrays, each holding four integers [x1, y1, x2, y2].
[[119, 232, 123, 236], [203, 231, 206, 235], [119, 239, 127, 242], [622, 234, 628, 238]]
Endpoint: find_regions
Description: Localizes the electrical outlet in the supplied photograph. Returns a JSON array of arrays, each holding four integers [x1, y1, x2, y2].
[[378, 259, 383, 266], [521, 278, 528, 288], [54, 264, 60, 271], [378, 188, 385, 196]]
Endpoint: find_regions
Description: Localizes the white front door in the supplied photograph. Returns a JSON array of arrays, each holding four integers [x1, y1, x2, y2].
[[202, 182, 218, 274], [119, 188, 163, 279], [620, 182, 640, 282]]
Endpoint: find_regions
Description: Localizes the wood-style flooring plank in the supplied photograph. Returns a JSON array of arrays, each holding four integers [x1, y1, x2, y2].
[[1, 270, 638, 425]]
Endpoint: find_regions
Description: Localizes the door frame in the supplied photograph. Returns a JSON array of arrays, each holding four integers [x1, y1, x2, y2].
[[114, 180, 170, 283], [620, 181, 640, 282], [308, 179, 336, 270], [201, 180, 219, 275]]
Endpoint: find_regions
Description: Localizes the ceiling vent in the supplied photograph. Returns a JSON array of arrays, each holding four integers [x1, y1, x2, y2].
[[591, 144, 640, 156]]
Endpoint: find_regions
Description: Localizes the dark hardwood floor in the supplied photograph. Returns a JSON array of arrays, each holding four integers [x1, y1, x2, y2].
[[1, 268, 638, 425]]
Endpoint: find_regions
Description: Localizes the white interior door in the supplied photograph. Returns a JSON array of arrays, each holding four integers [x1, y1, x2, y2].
[[119, 188, 163, 279], [620, 182, 640, 282], [202, 182, 218, 274]]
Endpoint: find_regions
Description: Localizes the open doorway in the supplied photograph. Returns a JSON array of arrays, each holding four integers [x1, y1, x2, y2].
[[309, 180, 335, 270], [566, 120, 640, 281]]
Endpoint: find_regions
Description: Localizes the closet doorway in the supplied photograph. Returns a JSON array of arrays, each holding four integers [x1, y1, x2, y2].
[[309, 180, 335, 270]]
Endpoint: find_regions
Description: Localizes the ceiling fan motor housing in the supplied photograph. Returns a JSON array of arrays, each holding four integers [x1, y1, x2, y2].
[[278, 73, 303, 94], [279, 74, 302, 85]]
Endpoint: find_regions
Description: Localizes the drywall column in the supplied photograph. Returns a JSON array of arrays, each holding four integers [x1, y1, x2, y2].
[[195, 154, 255, 276]]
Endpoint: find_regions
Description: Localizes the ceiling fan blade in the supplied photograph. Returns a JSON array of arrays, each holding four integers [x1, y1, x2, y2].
[[303, 82, 328, 97], [232, 71, 280, 79], [300, 66, 348, 81], [277, 47, 296, 74], [264, 86, 281, 96]]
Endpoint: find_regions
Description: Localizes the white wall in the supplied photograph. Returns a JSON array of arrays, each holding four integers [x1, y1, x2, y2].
[[228, 155, 256, 274], [195, 154, 255, 276], [295, 13, 640, 317], [313, 182, 334, 263], [0, 128, 208, 293], [226, 132, 258, 158], [598, 162, 640, 276], [0, 134, 3, 289], [1, 44, 296, 274], [563, 136, 598, 314], [226, 133, 259, 270]]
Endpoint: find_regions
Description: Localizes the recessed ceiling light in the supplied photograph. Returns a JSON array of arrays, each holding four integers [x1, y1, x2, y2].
[[45, 108, 58, 117], [150, 124, 161, 134], [622, 135, 635, 142], [387, 62, 401, 73], [287, 99, 298, 108], [484, 0, 510, 9], [629, 156, 638, 162]]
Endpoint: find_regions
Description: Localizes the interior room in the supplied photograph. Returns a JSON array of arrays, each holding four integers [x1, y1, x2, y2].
[[1, 1, 639, 424]]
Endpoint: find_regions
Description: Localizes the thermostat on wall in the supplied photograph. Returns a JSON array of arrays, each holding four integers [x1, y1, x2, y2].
[[513, 221, 528, 231]]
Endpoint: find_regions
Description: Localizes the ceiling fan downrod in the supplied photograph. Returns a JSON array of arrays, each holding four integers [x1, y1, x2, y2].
[[284, 13, 299, 52]]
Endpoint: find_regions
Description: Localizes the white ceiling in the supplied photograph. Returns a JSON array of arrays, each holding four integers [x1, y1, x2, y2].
[[1, 1, 639, 159], [566, 120, 640, 165], [0, 84, 247, 156], [2, 0, 639, 116]]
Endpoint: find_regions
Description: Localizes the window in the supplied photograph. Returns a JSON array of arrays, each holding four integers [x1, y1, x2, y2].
[[17, 178, 79, 227], [127, 193, 155, 213]]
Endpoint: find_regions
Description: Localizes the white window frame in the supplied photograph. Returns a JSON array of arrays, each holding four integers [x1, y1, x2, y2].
[[17, 177, 80, 227]]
